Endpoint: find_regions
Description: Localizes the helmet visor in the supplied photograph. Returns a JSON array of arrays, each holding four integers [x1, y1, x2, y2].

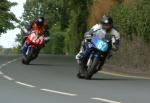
[[102, 23, 112, 31]]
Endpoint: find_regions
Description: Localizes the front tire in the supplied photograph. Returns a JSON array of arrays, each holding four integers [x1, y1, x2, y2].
[[77, 60, 86, 79], [85, 57, 99, 79], [22, 47, 34, 65], [26, 48, 34, 64], [77, 73, 84, 79]]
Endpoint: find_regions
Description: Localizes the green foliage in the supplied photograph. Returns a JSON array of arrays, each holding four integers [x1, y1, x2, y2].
[[42, 25, 65, 54], [20, 0, 60, 28], [18, 0, 149, 55], [43, 35, 65, 54], [109, 0, 150, 41], [64, 0, 92, 54], [0, 0, 18, 34], [0, 47, 19, 55], [17, 0, 93, 55], [17, 0, 62, 51], [107, 0, 150, 70]]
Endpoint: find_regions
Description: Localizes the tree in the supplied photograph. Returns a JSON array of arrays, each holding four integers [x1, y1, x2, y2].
[[17, 0, 93, 54], [19, 0, 62, 29], [64, 0, 93, 54], [0, 0, 18, 34], [109, 0, 150, 41], [16, 0, 61, 50]]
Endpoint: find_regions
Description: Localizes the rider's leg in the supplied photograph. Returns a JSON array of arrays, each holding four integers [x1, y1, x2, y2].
[[76, 40, 85, 60]]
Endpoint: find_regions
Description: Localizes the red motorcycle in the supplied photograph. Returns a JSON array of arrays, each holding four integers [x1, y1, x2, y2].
[[22, 30, 45, 64]]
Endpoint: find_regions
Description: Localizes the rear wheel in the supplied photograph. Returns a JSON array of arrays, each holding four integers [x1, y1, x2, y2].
[[85, 57, 99, 79]]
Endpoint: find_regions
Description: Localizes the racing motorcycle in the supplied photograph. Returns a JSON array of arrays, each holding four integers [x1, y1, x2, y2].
[[21, 30, 45, 65], [77, 30, 115, 79]]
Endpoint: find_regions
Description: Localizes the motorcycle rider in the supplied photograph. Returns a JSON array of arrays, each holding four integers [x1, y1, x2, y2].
[[22, 17, 50, 60], [21, 17, 50, 45], [76, 15, 120, 77]]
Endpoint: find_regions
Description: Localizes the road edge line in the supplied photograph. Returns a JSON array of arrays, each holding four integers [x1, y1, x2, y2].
[[99, 70, 150, 80]]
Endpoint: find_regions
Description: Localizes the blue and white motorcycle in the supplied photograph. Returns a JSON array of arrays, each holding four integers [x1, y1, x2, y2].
[[77, 30, 113, 79]]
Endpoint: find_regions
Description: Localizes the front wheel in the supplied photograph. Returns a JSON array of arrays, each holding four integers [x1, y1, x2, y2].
[[77, 73, 85, 79], [22, 58, 30, 65], [85, 57, 99, 79], [77, 60, 87, 79], [22, 47, 34, 65]]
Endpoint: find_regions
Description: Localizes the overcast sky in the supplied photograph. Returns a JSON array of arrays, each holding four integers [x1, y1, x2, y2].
[[0, 0, 26, 48]]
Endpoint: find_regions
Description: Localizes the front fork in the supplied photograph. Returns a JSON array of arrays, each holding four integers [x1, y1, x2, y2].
[[88, 52, 102, 71], [26, 46, 32, 56], [87, 51, 94, 67], [22, 42, 31, 57]]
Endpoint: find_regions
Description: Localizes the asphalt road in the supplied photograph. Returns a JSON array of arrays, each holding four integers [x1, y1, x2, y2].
[[0, 55, 150, 103]]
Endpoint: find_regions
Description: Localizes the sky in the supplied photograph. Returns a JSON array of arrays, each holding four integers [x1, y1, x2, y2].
[[0, 0, 26, 48]]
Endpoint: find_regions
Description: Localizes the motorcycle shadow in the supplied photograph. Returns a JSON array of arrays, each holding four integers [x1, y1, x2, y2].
[[89, 78, 140, 81], [29, 63, 55, 67]]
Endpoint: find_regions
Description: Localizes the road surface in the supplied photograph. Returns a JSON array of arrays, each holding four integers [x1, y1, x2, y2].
[[0, 55, 150, 103]]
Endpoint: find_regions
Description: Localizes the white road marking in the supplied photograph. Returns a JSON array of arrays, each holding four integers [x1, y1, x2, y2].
[[16, 81, 36, 88], [91, 97, 121, 103], [40, 89, 77, 96], [0, 59, 18, 69], [7, 59, 18, 64], [0, 58, 18, 81], [11, 59, 17, 63], [7, 61, 13, 64], [7, 61, 11, 64], [100, 71, 150, 80], [2, 64, 7, 66], [3, 75, 14, 81], [0, 71, 3, 75]]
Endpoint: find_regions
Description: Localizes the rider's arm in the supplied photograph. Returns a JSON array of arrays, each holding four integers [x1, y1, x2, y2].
[[44, 25, 50, 43], [111, 29, 120, 51], [112, 38, 120, 51], [84, 24, 102, 39], [44, 25, 50, 37], [26, 19, 36, 33]]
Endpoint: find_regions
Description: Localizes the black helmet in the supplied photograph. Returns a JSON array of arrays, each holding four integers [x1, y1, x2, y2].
[[101, 15, 113, 24], [36, 17, 45, 28], [101, 15, 113, 32]]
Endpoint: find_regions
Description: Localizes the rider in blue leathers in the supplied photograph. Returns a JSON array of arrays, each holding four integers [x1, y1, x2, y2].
[[76, 15, 120, 77]]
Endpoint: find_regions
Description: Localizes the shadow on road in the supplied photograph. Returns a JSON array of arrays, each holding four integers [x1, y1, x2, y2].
[[29, 63, 75, 67], [90, 78, 140, 81], [29, 63, 55, 66]]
